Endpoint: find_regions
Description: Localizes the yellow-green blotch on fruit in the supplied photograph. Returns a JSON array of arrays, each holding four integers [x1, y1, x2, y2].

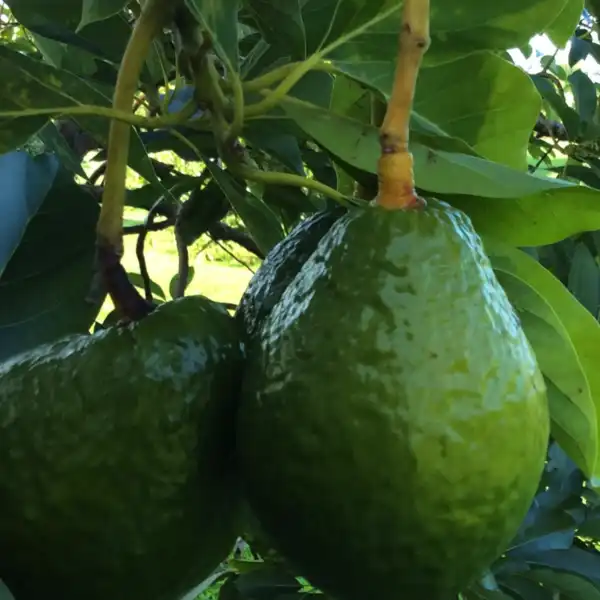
[[237, 200, 550, 600]]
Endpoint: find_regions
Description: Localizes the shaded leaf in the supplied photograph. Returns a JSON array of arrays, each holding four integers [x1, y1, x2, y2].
[[568, 70, 597, 128], [578, 508, 600, 539], [0, 165, 102, 361], [4, 0, 131, 65], [508, 509, 577, 557], [0, 151, 61, 276], [568, 242, 600, 317], [248, 0, 570, 69], [531, 75, 581, 139], [204, 161, 285, 255], [219, 569, 301, 600], [169, 267, 196, 300], [530, 568, 600, 599], [569, 36, 592, 67], [36, 121, 88, 178], [78, 0, 128, 30], [498, 575, 553, 600], [520, 550, 600, 585], [0, 580, 15, 600], [0, 45, 159, 186], [244, 122, 306, 175], [186, 0, 241, 69], [126, 272, 166, 302], [178, 182, 230, 246]]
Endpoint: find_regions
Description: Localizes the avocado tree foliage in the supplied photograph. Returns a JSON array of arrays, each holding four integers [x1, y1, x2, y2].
[[3, 0, 600, 598]]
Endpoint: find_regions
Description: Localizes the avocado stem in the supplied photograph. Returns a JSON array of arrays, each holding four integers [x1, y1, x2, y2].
[[96, 0, 179, 252], [376, 0, 430, 210]]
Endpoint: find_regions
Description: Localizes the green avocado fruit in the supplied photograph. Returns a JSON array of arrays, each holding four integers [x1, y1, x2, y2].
[[237, 201, 550, 600], [235, 207, 344, 562], [236, 207, 345, 343], [0, 295, 243, 600]]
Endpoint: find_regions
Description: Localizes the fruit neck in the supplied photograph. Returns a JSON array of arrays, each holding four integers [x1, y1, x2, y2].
[[375, 0, 430, 211]]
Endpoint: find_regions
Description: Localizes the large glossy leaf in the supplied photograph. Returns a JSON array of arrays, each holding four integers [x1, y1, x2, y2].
[[546, 0, 586, 47], [0, 161, 102, 361], [0, 46, 159, 186], [186, 0, 241, 70], [245, 0, 568, 67], [451, 186, 600, 247], [413, 53, 541, 171], [280, 98, 575, 200], [0, 150, 60, 277], [4, 0, 131, 64], [484, 240, 600, 485]]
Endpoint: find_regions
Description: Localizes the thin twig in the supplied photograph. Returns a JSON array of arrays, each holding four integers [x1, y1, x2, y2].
[[124, 217, 174, 234], [136, 198, 165, 303], [173, 214, 190, 298], [208, 238, 256, 274], [208, 222, 265, 258], [89, 163, 107, 185]]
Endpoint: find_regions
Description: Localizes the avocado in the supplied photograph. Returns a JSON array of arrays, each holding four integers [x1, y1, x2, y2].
[[236, 207, 345, 343], [0, 295, 243, 600], [236, 201, 549, 600]]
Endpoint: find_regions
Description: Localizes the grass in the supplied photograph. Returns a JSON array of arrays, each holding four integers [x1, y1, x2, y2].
[[96, 210, 257, 323]]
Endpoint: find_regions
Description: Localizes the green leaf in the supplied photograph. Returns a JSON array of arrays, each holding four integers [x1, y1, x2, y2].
[[568, 242, 600, 317], [330, 74, 372, 124], [0, 151, 61, 276], [0, 166, 102, 361], [78, 0, 128, 30], [0, 46, 160, 187], [126, 272, 166, 302], [519, 548, 600, 586], [178, 182, 230, 246], [0, 581, 15, 600], [531, 75, 581, 139], [484, 240, 600, 484], [219, 569, 302, 600], [169, 267, 196, 300], [204, 161, 285, 256], [4, 0, 131, 65], [247, 0, 569, 67], [546, 0, 586, 47], [280, 98, 574, 199], [568, 69, 597, 127], [330, 75, 373, 195], [244, 121, 306, 175], [36, 121, 88, 179], [186, 0, 240, 69], [531, 568, 600, 599], [413, 53, 541, 171], [450, 187, 600, 247], [499, 576, 553, 600]]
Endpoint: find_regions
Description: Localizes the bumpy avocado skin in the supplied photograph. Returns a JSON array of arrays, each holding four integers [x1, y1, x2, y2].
[[236, 207, 345, 342], [237, 202, 549, 600], [0, 295, 243, 600]]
